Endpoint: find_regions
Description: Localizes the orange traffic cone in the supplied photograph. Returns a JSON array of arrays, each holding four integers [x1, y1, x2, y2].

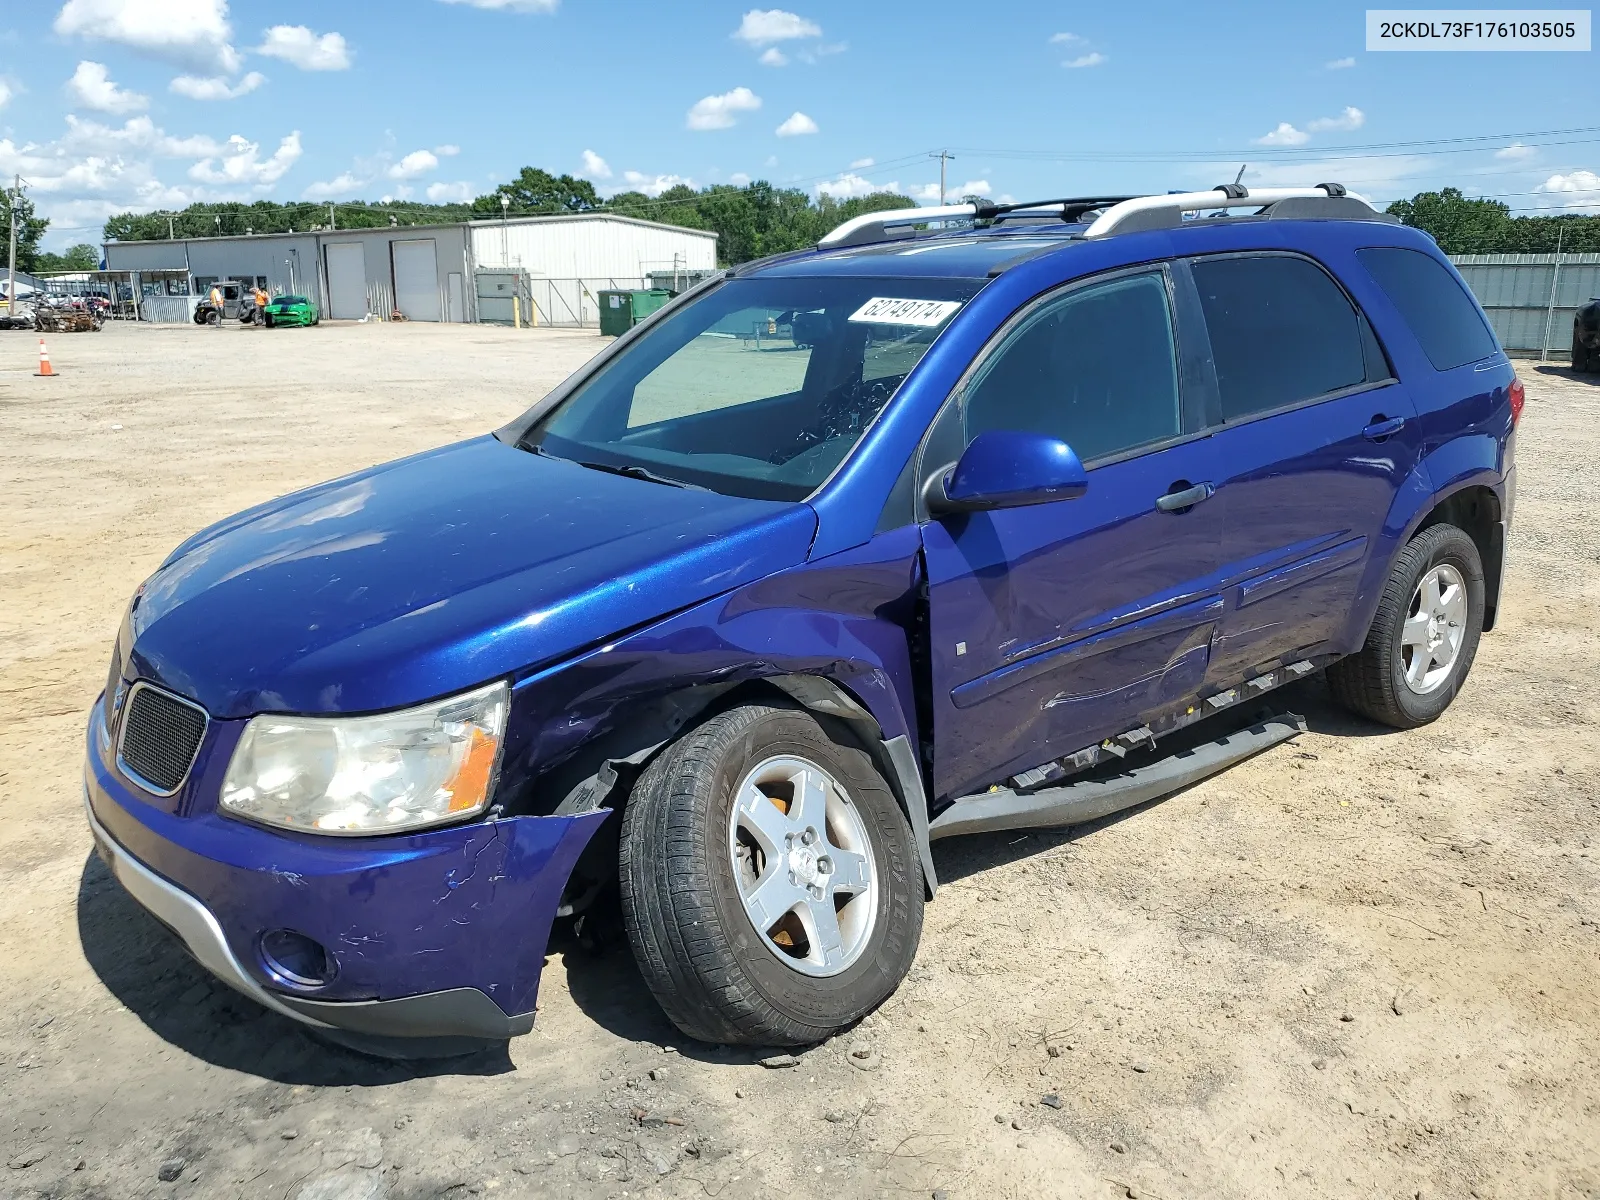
[[35, 339, 56, 377]]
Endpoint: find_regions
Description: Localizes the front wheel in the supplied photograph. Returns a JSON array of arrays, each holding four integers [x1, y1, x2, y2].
[[1328, 523, 1485, 729], [1574, 331, 1594, 373], [619, 703, 923, 1046]]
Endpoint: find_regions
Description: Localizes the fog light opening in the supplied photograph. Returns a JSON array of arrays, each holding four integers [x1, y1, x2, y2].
[[259, 929, 335, 990]]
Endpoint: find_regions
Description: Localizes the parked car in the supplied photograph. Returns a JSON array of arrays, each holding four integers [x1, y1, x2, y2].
[[1574, 297, 1600, 372], [85, 185, 1519, 1057], [264, 294, 318, 328]]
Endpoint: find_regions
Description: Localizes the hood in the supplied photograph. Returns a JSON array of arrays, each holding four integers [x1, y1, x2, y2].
[[126, 436, 816, 718]]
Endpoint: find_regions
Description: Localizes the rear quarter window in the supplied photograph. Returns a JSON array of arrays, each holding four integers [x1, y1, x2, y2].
[[1356, 246, 1499, 371]]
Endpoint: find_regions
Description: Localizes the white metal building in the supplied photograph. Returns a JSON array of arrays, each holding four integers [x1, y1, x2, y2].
[[102, 212, 717, 326], [470, 213, 718, 327]]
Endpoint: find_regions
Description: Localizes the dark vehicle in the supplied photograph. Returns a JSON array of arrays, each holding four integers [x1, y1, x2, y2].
[[86, 184, 1519, 1056], [1574, 297, 1600, 372], [193, 280, 250, 326]]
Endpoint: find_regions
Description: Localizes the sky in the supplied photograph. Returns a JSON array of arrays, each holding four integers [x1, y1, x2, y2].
[[1, 0, 1597, 249]]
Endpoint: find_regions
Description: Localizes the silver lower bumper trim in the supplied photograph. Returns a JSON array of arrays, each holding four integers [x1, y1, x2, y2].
[[83, 792, 333, 1030]]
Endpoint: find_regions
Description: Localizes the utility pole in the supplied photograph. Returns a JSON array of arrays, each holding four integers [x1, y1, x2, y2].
[[6, 175, 18, 319], [329, 202, 336, 231], [167, 214, 175, 240], [929, 150, 955, 205]]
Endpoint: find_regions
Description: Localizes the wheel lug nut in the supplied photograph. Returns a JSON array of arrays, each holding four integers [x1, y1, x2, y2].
[[802, 829, 816, 845]]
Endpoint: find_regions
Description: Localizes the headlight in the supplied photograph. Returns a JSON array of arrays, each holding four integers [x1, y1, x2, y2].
[[219, 681, 509, 835]]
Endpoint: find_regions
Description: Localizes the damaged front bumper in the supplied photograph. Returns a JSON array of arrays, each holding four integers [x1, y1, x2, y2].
[[83, 711, 607, 1043]]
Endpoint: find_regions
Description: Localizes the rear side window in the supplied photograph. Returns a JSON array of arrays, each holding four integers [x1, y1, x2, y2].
[[1357, 246, 1499, 371], [963, 271, 1181, 463], [1191, 255, 1371, 422]]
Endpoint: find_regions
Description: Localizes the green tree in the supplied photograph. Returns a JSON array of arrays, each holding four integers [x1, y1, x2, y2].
[[472, 168, 600, 216], [2, 187, 50, 274], [1387, 187, 1600, 253], [34, 244, 100, 272]]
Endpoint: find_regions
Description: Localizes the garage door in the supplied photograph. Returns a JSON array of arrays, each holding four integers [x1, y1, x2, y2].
[[392, 240, 441, 322], [325, 242, 367, 320]]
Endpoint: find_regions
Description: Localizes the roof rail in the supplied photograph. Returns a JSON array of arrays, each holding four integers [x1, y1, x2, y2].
[[817, 184, 1383, 251], [818, 204, 978, 249], [1082, 184, 1376, 238]]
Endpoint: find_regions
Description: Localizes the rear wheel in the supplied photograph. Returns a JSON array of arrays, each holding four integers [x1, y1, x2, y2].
[[1574, 331, 1594, 373], [619, 703, 923, 1046], [1328, 523, 1485, 729]]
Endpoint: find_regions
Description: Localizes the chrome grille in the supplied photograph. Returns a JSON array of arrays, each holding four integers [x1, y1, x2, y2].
[[117, 683, 208, 795]]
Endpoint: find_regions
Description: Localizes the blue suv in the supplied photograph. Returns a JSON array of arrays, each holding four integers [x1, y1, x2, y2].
[[85, 185, 1520, 1054]]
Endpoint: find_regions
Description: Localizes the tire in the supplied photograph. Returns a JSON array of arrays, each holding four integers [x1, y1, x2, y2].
[[1328, 523, 1485, 729], [263, 313, 275, 328], [204, 308, 221, 326], [619, 703, 923, 1046], [1574, 332, 1593, 373]]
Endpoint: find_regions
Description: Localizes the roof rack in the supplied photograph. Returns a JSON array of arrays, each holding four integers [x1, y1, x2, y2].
[[818, 204, 979, 249], [1082, 183, 1379, 238], [817, 183, 1386, 251]]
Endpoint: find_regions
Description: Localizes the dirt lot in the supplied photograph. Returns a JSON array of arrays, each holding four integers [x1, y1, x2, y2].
[[2, 321, 1597, 1200]]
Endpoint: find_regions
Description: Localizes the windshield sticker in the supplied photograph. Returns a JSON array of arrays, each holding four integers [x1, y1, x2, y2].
[[848, 297, 962, 327]]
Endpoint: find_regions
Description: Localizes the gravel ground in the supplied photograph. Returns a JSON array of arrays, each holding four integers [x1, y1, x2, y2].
[[1, 321, 1597, 1200]]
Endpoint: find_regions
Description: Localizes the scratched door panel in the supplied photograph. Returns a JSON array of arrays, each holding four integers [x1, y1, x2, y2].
[[923, 440, 1223, 802]]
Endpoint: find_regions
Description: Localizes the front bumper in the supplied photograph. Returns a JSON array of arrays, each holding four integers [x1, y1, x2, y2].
[[84, 709, 608, 1041]]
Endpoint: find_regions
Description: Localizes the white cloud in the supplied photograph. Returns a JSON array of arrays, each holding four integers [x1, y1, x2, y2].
[[730, 171, 751, 185], [188, 131, 302, 186], [301, 172, 365, 201], [759, 47, 787, 66], [1307, 106, 1364, 132], [169, 71, 265, 100], [909, 179, 991, 202], [734, 9, 821, 45], [68, 61, 149, 113], [388, 149, 439, 180], [1533, 169, 1600, 210], [435, 144, 461, 156], [256, 25, 351, 70], [850, 157, 874, 169], [437, 0, 558, 9], [1495, 142, 1536, 161], [581, 149, 612, 179], [1255, 122, 1310, 147], [1326, 56, 1356, 69], [426, 180, 475, 203], [1049, 32, 1082, 43], [797, 41, 846, 63], [0, 112, 308, 247], [621, 171, 697, 197], [1063, 51, 1106, 68], [687, 87, 761, 131], [776, 111, 818, 137], [816, 172, 896, 199], [0, 82, 10, 111], [55, 0, 240, 73]]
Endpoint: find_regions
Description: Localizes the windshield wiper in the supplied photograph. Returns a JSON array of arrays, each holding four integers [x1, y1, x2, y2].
[[574, 459, 709, 491]]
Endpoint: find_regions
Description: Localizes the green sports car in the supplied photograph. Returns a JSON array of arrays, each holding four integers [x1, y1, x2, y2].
[[264, 294, 319, 327]]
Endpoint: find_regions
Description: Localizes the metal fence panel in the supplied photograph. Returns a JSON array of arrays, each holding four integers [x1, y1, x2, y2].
[[1450, 253, 1600, 356]]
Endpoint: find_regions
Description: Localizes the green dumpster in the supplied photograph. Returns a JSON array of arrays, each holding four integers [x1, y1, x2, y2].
[[598, 289, 673, 336]]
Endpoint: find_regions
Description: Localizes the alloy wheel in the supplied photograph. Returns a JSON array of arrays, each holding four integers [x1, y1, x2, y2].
[[1400, 562, 1468, 694], [727, 755, 877, 977]]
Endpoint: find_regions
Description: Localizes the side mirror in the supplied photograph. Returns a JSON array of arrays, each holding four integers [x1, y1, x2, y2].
[[925, 429, 1088, 515]]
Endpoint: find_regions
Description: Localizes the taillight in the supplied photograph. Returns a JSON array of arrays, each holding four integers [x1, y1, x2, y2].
[[1509, 377, 1525, 425]]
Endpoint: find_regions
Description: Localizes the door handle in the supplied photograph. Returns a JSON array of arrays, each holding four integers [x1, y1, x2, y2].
[[1363, 415, 1407, 441], [1156, 482, 1215, 513]]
